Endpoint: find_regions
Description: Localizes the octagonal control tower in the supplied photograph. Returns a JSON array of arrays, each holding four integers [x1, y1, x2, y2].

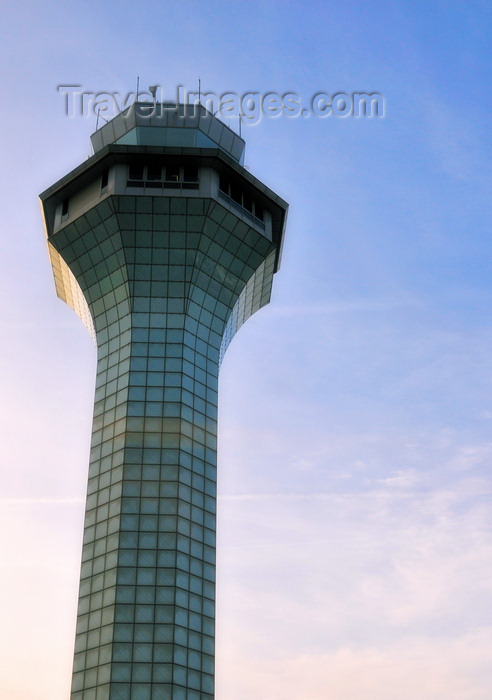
[[40, 102, 288, 700]]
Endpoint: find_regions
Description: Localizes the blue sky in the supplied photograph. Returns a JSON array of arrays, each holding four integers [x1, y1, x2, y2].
[[1, 1, 492, 698]]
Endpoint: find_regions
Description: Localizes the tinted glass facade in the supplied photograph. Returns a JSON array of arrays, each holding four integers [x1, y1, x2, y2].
[[40, 106, 287, 700]]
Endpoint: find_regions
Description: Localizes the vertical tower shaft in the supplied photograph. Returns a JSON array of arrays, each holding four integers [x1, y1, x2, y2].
[[40, 103, 287, 700]]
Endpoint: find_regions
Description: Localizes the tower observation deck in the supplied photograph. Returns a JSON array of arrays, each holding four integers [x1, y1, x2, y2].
[[40, 101, 288, 700]]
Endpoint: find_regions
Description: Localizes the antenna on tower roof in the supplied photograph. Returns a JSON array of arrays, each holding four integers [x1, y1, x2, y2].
[[95, 106, 108, 131], [197, 77, 201, 122]]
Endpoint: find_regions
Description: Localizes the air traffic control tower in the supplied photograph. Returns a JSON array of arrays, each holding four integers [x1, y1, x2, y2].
[[40, 102, 288, 700]]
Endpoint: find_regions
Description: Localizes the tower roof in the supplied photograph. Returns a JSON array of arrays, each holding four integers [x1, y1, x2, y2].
[[91, 102, 246, 164]]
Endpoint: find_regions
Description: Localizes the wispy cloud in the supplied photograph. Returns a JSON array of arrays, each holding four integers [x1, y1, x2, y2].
[[270, 296, 423, 318], [217, 631, 492, 700], [216, 471, 492, 698]]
